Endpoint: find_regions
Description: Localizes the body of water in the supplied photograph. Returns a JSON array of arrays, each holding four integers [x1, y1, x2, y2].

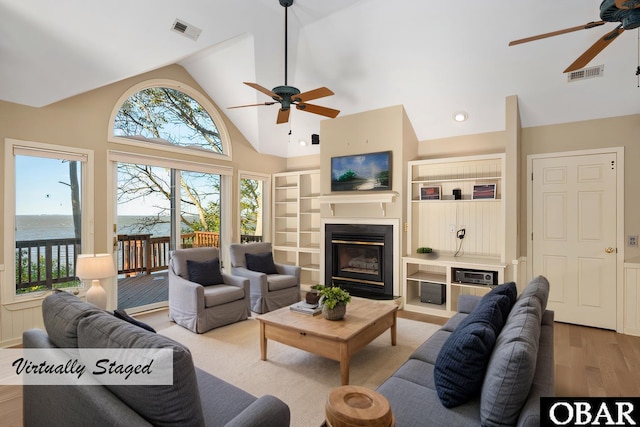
[[15, 215, 173, 241]]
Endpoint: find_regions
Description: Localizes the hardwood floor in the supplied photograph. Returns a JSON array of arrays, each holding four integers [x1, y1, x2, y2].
[[2, 309, 639, 426]]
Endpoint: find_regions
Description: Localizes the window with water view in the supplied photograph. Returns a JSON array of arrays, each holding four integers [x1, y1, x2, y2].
[[14, 153, 84, 294]]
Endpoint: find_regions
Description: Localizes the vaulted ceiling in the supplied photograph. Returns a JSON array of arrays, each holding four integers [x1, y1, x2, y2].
[[1, 0, 638, 158]]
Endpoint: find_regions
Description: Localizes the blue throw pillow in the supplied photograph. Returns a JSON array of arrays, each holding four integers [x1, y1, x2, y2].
[[457, 293, 511, 336], [434, 293, 509, 408], [487, 282, 517, 307], [245, 252, 278, 275], [113, 309, 156, 333], [187, 258, 223, 286], [485, 282, 517, 325]]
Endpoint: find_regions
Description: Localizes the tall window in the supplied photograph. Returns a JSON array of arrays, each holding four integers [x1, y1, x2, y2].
[[9, 144, 90, 295], [111, 82, 230, 158], [239, 172, 269, 244]]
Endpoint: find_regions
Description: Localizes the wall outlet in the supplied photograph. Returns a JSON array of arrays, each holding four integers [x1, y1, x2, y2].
[[629, 235, 639, 247], [450, 224, 456, 233]]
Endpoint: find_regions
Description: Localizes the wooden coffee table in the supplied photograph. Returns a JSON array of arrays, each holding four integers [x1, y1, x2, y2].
[[256, 298, 398, 385]]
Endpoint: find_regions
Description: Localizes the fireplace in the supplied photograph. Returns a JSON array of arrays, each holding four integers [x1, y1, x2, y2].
[[324, 223, 394, 299]]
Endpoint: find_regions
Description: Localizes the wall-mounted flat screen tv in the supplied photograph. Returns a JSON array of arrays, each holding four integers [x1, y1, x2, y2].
[[331, 151, 392, 192]]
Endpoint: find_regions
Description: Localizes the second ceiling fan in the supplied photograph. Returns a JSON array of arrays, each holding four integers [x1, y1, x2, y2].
[[509, 0, 640, 73], [228, 0, 340, 124]]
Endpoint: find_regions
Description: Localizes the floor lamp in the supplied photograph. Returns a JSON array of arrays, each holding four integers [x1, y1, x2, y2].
[[76, 253, 116, 309]]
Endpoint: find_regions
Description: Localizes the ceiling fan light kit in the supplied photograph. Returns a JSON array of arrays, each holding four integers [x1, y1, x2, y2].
[[228, 0, 340, 124], [509, 0, 640, 73]]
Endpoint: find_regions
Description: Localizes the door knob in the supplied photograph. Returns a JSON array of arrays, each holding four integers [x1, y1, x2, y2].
[[605, 247, 615, 254]]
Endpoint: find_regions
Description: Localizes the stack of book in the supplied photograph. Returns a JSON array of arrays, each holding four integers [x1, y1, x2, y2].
[[290, 301, 322, 316]]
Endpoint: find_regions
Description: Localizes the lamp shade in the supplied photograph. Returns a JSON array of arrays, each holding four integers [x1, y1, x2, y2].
[[76, 254, 116, 280]]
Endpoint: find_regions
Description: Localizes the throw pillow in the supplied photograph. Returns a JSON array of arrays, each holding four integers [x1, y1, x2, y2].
[[517, 275, 550, 313], [113, 309, 156, 333], [487, 282, 518, 307], [434, 293, 509, 407], [434, 321, 497, 408], [42, 289, 103, 348], [484, 282, 518, 324], [187, 258, 223, 286], [245, 252, 278, 275], [457, 293, 511, 336], [480, 294, 543, 426], [77, 312, 205, 426]]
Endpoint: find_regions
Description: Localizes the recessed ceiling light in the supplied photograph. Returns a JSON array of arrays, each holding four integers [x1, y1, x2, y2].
[[299, 140, 307, 146], [453, 111, 468, 122]]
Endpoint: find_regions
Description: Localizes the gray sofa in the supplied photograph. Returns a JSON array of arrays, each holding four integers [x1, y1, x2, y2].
[[377, 276, 554, 427], [23, 291, 290, 427]]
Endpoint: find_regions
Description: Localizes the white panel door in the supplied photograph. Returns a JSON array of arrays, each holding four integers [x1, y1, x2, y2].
[[532, 153, 617, 329]]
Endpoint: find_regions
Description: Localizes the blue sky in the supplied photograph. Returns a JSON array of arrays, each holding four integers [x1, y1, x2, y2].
[[15, 156, 222, 218], [15, 156, 77, 215]]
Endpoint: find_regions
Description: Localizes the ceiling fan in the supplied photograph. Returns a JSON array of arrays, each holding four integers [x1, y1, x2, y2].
[[509, 0, 640, 73], [228, 0, 340, 124]]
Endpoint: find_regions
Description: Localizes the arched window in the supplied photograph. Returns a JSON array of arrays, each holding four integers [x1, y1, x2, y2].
[[109, 80, 231, 159]]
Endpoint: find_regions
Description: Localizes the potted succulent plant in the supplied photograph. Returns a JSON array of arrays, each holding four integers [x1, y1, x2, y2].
[[305, 284, 324, 305], [319, 286, 352, 320]]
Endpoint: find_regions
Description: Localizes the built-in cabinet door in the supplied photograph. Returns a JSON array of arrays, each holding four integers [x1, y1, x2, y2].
[[532, 152, 618, 330]]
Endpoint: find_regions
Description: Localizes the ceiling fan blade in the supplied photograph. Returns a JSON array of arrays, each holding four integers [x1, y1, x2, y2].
[[243, 82, 280, 99], [294, 87, 334, 102], [276, 108, 290, 124], [509, 21, 606, 46], [296, 103, 340, 118], [227, 102, 278, 109], [564, 26, 624, 72], [615, 0, 640, 9]]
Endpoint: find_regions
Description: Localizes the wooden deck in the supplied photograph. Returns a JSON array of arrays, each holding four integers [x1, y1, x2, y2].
[[117, 271, 168, 310]]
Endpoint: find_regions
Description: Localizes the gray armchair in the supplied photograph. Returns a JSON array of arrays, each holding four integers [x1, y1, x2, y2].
[[169, 247, 250, 333], [229, 242, 301, 314]]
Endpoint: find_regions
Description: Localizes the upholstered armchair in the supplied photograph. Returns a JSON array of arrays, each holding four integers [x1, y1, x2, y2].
[[168, 247, 250, 333], [229, 242, 301, 314]]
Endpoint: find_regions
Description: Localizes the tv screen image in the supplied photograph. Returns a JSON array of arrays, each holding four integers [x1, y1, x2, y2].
[[331, 151, 391, 192]]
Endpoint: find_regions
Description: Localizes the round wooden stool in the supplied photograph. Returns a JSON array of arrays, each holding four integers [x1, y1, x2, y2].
[[325, 385, 394, 427]]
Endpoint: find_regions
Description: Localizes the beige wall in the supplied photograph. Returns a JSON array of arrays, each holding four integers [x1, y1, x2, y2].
[[319, 105, 414, 220], [286, 153, 320, 171], [418, 130, 506, 159], [0, 65, 287, 346]]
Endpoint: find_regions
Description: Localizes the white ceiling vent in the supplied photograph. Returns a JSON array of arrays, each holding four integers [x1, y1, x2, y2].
[[567, 65, 604, 83], [171, 19, 201, 41]]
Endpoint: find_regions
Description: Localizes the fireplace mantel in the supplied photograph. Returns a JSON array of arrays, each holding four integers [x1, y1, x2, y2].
[[319, 192, 398, 216]]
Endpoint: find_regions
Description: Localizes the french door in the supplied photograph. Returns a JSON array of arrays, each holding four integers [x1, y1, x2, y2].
[[110, 152, 231, 312]]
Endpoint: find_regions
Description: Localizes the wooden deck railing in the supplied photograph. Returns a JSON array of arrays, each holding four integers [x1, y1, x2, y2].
[[15, 238, 81, 291], [15, 233, 263, 289], [117, 232, 262, 275]]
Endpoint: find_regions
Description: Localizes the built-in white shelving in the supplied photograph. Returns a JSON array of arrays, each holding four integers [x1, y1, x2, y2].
[[404, 154, 507, 316], [272, 170, 321, 288]]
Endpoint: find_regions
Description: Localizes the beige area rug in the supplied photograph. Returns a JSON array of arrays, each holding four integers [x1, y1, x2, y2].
[[160, 317, 439, 427]]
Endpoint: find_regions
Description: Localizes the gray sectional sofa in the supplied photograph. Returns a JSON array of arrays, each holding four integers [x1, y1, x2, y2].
[[377, 276, 554, 427], [23, 291, 290, 427]]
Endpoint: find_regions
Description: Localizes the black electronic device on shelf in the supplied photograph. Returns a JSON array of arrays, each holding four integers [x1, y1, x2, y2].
[[452, 267, 498, 286], [420, 282, 445, 305]]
